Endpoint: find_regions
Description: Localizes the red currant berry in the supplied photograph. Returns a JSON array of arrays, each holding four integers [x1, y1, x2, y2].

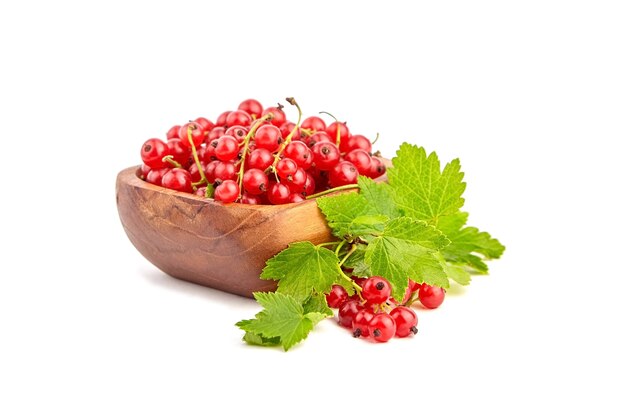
[[287, 193, 305, 203], [161, 168, 193, 193], [188, 162, 207, 182], [242, 168, 269, 195], [204, 160, 219, 184], [140, 164, 151, 179], [238, 98, 263, 119], [267, 182, 291, 205], [226, 110, 252, 128], [262, 105, 286, 127], [341, 134, 372, 153], [207, 126, 226, 142], [418, 284, 445, 309], [225, 125, 248, 143], [326, 121, 350, 145], [361, 276, 392, 305], [178, 122, 205, 148], [311, 142, 341, 170], [368, 313, 396, 343], [390, 306, 418, 337], [213, 161, 237, 181], [145, 167, 170, 186], [284, 167, 307, 193], [306, 131, 332, 148], [240, 192, 264, 205], [247, 148, 274, 171], [328, 160, 359, 188], [344, 149, 372, 174], [301, 115, 326, 132], [284, 141, 313, 169], [352, 308, 375, 338], [302, 173, 316, 196], [214, 135, 240, 161], [254, 125, 283, 152], [276, 158, 298, 179], [326, 285, 348, 308], [166, 138, 193, 166], [338, 299, 362, 328], [194, 117, 214, 133], [166, 125, 181, 140], [215, 111, 230, 127], [194, 186, 208, 197], [214, 179, 239, 203], [141, 138, 169, 169], [367, 156, 386, 179]]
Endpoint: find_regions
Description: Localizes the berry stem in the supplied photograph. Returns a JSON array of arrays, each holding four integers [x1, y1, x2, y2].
[[305, 183, 359, 200], [338, 267, 363, 294], [186, 126, 208, 186], [371, 132, 380, 145], [271, 97, 303, 169], [319, 110, 341, 148], [237, 113, 275, 197], [338, 243, 358, 268], [162, 155, 182, 168]]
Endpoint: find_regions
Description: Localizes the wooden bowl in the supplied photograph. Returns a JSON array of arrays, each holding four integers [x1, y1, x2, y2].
[[116, 166, 336, 297]]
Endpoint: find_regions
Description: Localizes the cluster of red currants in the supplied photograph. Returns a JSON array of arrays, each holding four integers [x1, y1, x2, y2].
[[138, 98, 386, 204], [326, 276, 446, 343]]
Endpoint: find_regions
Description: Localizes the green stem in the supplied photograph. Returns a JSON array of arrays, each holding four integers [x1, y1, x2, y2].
[[305, 183, 359, 200], [316, 241, 340, 248], [237, 113, 275, 197], [338, 268, 362, 293], [271, 97, 303, 169], [334, 240, 346, 257], [162, 155, 182, 169], [187, 126, 208, 186], [319, 111, 341, 148], [371, 132, 380, 145], [338, 244, 358, 268]]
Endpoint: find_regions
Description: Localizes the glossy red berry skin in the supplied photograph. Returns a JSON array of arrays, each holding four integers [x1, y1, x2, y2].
[[161, 168, 193, 193], [326, 285, 348, 308], [166, 125, 181, 140], [368, 313, 396, 343], [344, 149, 372, 174], [276, 158, 298, 179], [341, 134, 372, 153], [166, 138, 193, 166], [238, 98, 263, 119], [215, 111, 231, 127], [225, 110, 252, 128], [145, 167, 170, 186], [328, 161, 359, 188], [247, 148, 274, 171], [178, 122, 205, 148], [188, 162, 207, 183], [367, 156, 386, 179], [326, 121, 350, 145], [141, 138, 169, 169], [242, 168, 269, 195], [240, 193, 264, 205], [213, 161, 237, 181], [390, 306, 418, 337], [208, 126, 226, 142], [361, 276, 392, 305], [279, 121, 302, 142], [225, 125, 248, 143], [418, 284, 445, 309], [262, 106, 286, 127], [214, 179, 239, 203], [284, 141, 313, 169], [305, 131, 332, 148], [214, 135, 240, 161], [301, 116, 326, 132], [338, 299, 362, 328], [267, 182, 291, 205], [194, 117, 215, 133], [352, 308, 375, 338], [302, 173, 316, 196], [284, 167, 307, 193], [311, 142, 341, 170], [254, 125, 282, 152]]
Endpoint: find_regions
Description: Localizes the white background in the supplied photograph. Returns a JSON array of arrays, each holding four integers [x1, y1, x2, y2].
[[1, 1, 625, 415]]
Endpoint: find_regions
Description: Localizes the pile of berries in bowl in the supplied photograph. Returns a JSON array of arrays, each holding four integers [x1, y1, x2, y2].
[[139, 97, 386, 204]]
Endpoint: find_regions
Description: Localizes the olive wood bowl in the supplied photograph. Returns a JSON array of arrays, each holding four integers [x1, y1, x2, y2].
[[116, 166, 341, 297]]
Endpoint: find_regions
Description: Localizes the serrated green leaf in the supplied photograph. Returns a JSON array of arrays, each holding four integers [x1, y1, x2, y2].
[[242, 331, 281, 347], [357, 177, 402, 219], [388, 143, 466, 225], [261, 242, 340, 302], [303, 293, 333, 318], [236, 292, 322, 351], [365, 217, 450, 300], [343, 244, 371, 278], [434, 251, 471, 285], [348, 215, 389, 236], [317, 192, 369, 239]]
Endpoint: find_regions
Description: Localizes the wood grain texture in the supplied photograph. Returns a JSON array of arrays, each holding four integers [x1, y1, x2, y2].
[[116, 167, 335, 297]]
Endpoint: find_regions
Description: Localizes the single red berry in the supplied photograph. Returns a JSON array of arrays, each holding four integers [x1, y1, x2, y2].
[[238, 98, 264, 119], [306, 131, 332, 148], [262, 105, 286, 127], [204, 160, 219, 184], [276, 158, 298, 180], [279, 121, 302, 142], [352, 308, 375, 338], [141, 138, 169, 169], [284, 167, 307, 193], [368, 313, 396, 343], [166, 125, 181, 140], [225, 125, 248, 143], [161, 168, 193, 193], [178, 122, 205, 148], [247, 148, 274, 171], [361, 276, 392, 305], [341, 134, 372, 153], [328, 160, 359, 187], [207, 126, 226, 142], [284, 141, 313, 169], [166, 138, 193, 166], [213, 161, 237, 181], [344, 149, 372, 174], [311, 142, 341, 170], [214, 179, 239, 203], [241, 192, 264, 205], [226, 110, 252, 128], [145, 167, 170, 186], [188, 162, 207, 183], [287, 193, 305, 203], [326, 121, 350, 145], [139, 164, 151, 179], [301, 116, 326, 132], [390, 306, 418, 337], [254, 125, 283, 152], [194, 117, 215, 133], [215, 111, 231, 127], [326, 285, 349, 308], [418, 284, 445, 309], [302, 173, 316, 196], [267, 182, 291, 205], [367, 156, 386, 179], [338, 299, 362, 328], [214, 135, 240, 161], [242, 168, 269, 195], [194, 186, 208, 197]]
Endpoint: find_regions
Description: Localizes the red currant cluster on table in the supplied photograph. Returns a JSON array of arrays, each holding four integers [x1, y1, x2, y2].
[[138, 98, 386, 204], [326, 276, 445, 343]]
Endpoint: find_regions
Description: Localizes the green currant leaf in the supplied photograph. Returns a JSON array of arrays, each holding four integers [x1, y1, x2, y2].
[[388, 143, 466, 225], [261, 242, 340, 302], [343, 244, 371, 278], [303, 293, 333, 318], [242, 331, 281, 347], [236, 292, 323, 351], [365, 217, 450, 300]]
